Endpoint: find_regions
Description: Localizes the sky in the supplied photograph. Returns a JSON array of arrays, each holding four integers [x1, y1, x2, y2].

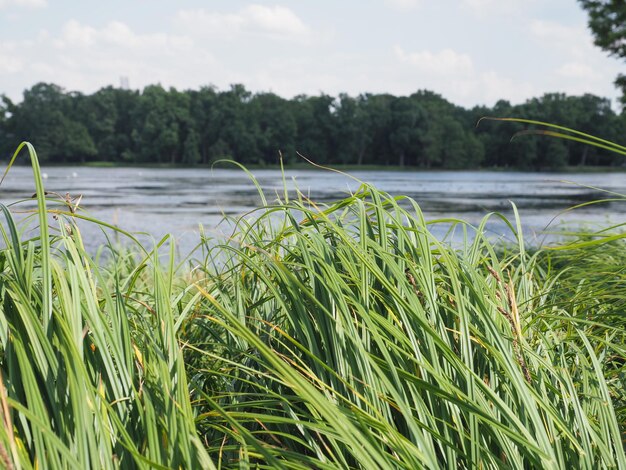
[[0, 0, 623, 108]]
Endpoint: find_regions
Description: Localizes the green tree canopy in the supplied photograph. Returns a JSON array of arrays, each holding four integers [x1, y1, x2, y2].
[[0, 81, 622, 170]]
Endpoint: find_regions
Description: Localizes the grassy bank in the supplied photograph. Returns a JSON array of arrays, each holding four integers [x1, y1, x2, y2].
[[0, 143, 624, 468]]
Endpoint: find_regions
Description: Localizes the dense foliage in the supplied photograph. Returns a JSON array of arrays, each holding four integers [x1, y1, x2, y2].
[[0, 144, 624, 468], [1, 83, 624, 169]]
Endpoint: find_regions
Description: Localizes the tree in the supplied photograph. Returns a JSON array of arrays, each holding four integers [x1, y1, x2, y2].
[[389, 97, 426, 167], [79, 87, 119, 161], [423, 116, 484, 169], [334, 94, 373, 165], [10, 83, 96, 162], [0, 80, 622, 169], [132, 85, 190, 164], [110, 88, 140, 162], [579, 1, 626, 101], [364, 94, 394, 165], [10, 83, 66, 161], [250, 92, 296, 163], [189, 86, 220, 164], [541, 138, 568, 169], [410, 90, 482, 168], [0, 95, 16, 158], [217, 84, 260, 163], [473, 100, 514, 167], [292, 94, 336, 164], [182, 128, 201, 165], [564, 94, 616, 165]]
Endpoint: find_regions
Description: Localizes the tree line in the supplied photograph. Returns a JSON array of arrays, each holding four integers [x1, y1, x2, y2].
[[0, 82, 624, 169]]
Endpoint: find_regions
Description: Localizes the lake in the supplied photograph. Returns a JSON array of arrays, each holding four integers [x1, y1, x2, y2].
[[1, 165, 625, 254]]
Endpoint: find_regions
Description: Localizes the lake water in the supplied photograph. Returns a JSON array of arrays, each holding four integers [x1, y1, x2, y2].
[[1, 165, 625, 254]]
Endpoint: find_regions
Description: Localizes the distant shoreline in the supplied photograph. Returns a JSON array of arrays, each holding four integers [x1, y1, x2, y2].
[[4, 160, 626, 174]]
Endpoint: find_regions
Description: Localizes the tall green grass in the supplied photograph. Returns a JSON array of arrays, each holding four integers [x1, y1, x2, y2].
[[186, 175, 625, 469], [0, 144, 212, 469], [0, 143, 624, 468]]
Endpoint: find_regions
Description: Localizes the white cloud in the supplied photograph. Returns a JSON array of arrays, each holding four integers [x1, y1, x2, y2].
[[478, 71, 536, 104], [0, 52, 22, 73], [463, 0, 494, 8], [176, 4, 311, 40], [529, 18, 622, 102], [461, 0, 532, 16], [529, 19, 577, 41], [0, 2, 621, 110], [557, 62, 601, 80], [462, 0, 530, 9], [0, 41, 23, 74], [56, 20, 97, 48], [552, 61, 619, 99], [529, 19, 594, 59], [54, 20, 193, 52], [244, 4, 308, 36], [384, 0, 421, 10], [394, 46, 474, 76], [0, 0, 45, 8], [0, 20, 224, 100], [393, 45, 537, 106]]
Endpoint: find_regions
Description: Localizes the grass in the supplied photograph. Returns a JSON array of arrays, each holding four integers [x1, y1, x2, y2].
[[0, 142, 624, 468]]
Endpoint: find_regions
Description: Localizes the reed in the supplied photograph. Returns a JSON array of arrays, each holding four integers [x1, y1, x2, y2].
[[0, 143, 623, 468], [186, 175, 625, 468], [0, 144, 212, 469]]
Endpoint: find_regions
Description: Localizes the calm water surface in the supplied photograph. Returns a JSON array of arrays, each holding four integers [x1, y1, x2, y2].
[[1, 166, 624, 253]]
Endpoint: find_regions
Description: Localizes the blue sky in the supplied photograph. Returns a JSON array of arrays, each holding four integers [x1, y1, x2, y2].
[[0, 0, 622, 107]]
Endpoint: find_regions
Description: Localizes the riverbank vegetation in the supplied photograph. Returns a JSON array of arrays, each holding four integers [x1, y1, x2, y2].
[[0, 143, 624, 468], [1, 83, 624, 170]]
